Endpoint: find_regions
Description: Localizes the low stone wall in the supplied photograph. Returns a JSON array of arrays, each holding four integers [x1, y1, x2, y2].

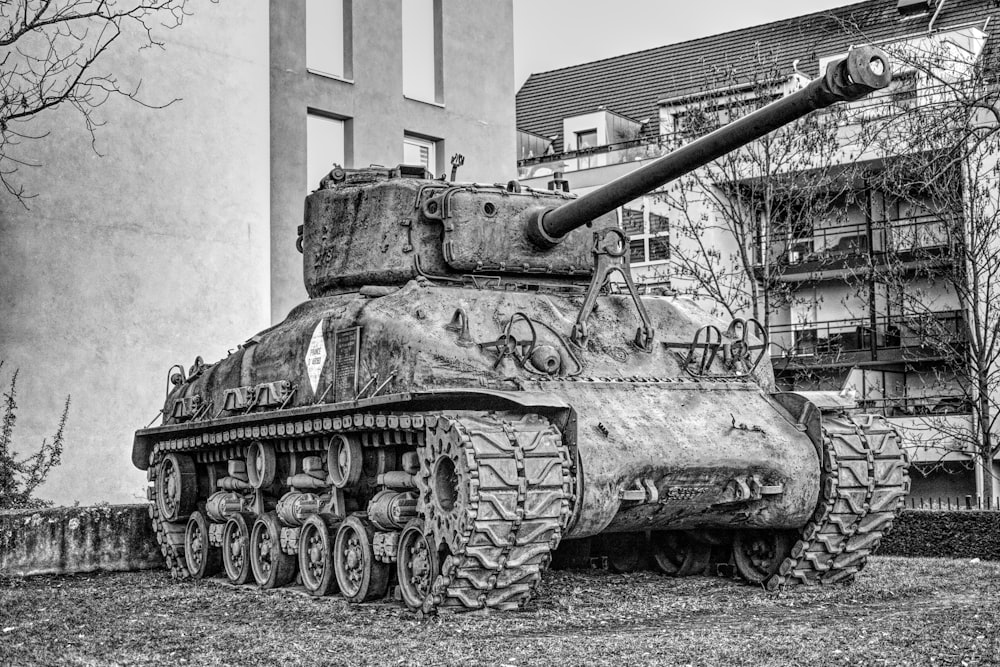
[[0, 504, 163, 577], [877, 509, 1000, 560], [2, 505, 995, 578]]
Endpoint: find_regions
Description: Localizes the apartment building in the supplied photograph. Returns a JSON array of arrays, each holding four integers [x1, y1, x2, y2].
[[0, 0, 516, 505], [515, 0, 1000, 503]]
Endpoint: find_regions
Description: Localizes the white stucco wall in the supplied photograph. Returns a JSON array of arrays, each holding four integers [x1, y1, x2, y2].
[[0, 4, 271, 505]]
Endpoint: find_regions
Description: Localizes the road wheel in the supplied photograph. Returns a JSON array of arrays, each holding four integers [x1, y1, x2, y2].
[[250, 511, 297, 589], [222, 511, 255, 585], [184, 510, 221, 579], [604, 533, 647, 573], [396, 519, 440, 610], [733, 530, 795, 584], [334, 515, 390, 603], [156, 453, 197, 522], [298, 514, 340, 597], [650, 531, 712, 576]]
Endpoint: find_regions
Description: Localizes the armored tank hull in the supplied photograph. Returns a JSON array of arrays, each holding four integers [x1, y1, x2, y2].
[[135, 277, 908, 609], [134, 46, 909, 610]]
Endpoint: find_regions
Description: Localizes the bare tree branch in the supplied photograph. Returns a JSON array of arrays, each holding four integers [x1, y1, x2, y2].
[[0, 0, 209, 207]]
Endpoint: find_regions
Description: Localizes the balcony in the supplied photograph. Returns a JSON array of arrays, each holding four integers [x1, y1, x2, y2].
[[849, 395, 973, 464], [887, 412, 974, 464], [755, 214, 953, 277], [518, 134, 682, 179], [769, 310, 964, 367]]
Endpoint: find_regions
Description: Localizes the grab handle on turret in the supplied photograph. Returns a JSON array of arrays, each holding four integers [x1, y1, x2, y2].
[[525, 46, 892, 249]]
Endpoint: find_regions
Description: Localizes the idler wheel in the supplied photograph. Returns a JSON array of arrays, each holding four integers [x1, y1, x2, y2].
[[156, 453, 197, 522], [298, 514, 340, 597], [650, 531, 712, 576], [250, 511, 297, 589], [334, 515, 390, 603], [184, 510, 221, 579], [733, 530, 795, 584], [222, 511, 256, 585], [396, 519, 441, 610]]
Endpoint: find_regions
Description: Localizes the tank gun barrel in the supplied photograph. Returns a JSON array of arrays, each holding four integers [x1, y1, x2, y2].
[[526, 46, 892, 249]]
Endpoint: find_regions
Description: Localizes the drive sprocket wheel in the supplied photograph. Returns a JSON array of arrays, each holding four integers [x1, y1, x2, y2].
[[414, 413, 571, 612]]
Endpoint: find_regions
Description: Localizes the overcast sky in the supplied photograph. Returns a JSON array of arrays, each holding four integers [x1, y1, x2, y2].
[[513, 0, 858, 88]]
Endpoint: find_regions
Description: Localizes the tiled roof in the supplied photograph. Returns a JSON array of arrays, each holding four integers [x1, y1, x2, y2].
[[516, 0, 995, 153]]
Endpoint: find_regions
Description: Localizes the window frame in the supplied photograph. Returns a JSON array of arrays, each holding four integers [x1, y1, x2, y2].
[[403, 133, 439, 174], [307, 110, 351, 193], [402, 0, 444, 105], [620, 202, 670, 267], [306, 0, 354, 82]]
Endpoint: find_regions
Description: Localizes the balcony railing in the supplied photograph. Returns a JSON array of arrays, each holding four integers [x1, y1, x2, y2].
[[754, 215, 952, 268], [859, 395, 972, 418], [769, 310, 964, 359], [517, 82, 968, 180]]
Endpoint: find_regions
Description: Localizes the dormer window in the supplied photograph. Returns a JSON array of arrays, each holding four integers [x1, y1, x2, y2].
[[576, 129, 598, 149]]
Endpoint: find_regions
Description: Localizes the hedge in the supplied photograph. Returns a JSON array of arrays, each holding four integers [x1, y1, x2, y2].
[[876, 509, 1000, 560]]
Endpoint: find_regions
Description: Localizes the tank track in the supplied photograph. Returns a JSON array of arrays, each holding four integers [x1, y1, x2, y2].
[[417, 414, 571, 612], [145, 411, 572, 612], [766, 413, 910, 590]]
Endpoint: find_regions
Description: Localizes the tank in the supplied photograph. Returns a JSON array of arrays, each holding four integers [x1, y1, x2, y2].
[[133, 46, 909, 612]]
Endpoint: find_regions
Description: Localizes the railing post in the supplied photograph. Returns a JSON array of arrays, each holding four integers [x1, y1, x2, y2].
[[966, 495, 972, 510]]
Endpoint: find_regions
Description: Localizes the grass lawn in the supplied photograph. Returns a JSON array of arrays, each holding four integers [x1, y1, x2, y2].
[[1, 556, 998, 666]]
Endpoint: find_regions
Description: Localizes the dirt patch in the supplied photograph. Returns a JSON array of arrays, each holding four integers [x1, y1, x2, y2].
[[1, 556, 999, 666]]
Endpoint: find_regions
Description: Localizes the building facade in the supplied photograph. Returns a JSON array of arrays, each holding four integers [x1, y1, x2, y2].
[[269, 0, 517, 321], [515, 0, 1000, 503], [0, 0, 516, 505]]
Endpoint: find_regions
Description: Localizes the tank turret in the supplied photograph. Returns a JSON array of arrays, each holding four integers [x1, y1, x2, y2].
[[134, 46, 909, 614], [302, 47, 890, 296]]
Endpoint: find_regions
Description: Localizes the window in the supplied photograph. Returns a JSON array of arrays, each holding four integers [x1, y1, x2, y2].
[[306, 0, 352, 80], [576, 129, 598, 169], [402, 0, 442, 103], [576, 129, 598, 150], [307, 113, 346, 192], [403, 134, 437, 173], [889, 71, 918, 109], [620, 203, 670, 265]]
